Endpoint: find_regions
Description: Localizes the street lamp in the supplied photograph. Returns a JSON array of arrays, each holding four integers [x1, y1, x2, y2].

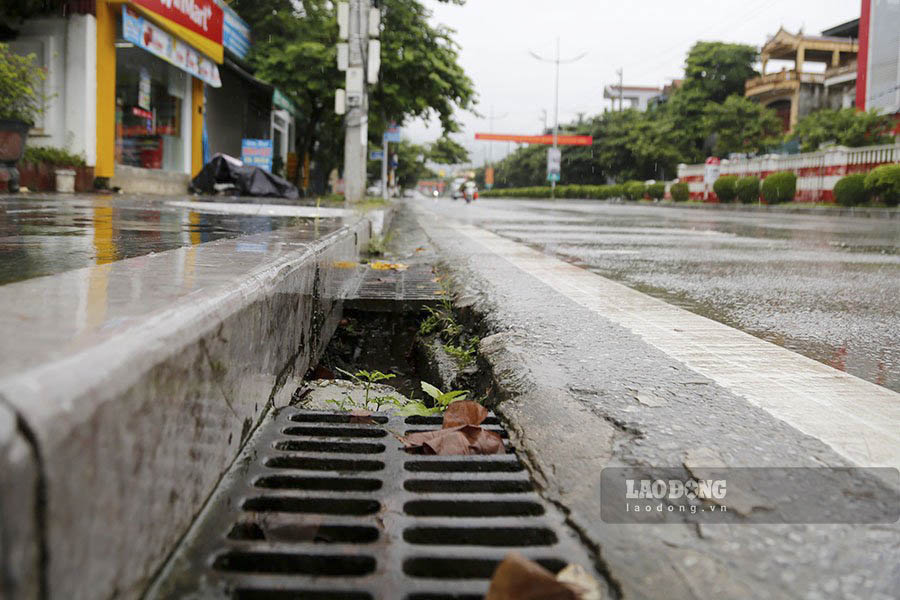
[[529, 38, 587, 198]]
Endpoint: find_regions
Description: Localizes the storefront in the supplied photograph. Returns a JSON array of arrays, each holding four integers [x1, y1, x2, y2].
[[95, 0, 224, 183]]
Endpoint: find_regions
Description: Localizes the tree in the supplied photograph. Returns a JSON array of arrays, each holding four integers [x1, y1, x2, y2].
[[428, 136, 469, 164], [233, 0, 475, 193], [368, 140, 434, 188], [790, 108, 895, 152], [703, 95, 782, 157], [680, 41, 759, 105]]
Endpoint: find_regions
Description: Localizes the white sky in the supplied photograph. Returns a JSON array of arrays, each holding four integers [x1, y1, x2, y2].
[[402, 0, 860, 168]]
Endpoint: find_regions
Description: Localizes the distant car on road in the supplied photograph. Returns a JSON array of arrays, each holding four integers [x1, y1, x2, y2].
[[367, 184, 382, 196], [450, 178, 467, 200]]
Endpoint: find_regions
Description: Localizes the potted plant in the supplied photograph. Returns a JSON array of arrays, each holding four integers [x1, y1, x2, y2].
[[0, 42, 46, 193]]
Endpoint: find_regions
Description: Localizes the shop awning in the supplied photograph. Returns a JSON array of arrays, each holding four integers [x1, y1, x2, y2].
[[224, 57, 273, 94], [273, 89, 300, 118]]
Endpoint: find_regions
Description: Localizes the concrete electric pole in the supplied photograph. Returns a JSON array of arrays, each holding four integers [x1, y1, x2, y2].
[[340, 0, 370, 203]]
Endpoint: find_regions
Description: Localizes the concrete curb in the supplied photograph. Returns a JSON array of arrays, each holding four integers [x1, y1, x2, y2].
[[0, 209, 384, 599]]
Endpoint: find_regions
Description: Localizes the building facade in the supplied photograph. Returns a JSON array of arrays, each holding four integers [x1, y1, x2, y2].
[[603, 85, 661, 112], [745, 28, 858, 132], [857, 0, 900, 117]]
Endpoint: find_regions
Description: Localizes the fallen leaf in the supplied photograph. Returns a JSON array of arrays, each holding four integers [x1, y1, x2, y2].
[[442, 400, 488, 428], [556, 564, 603, 600], [349, 409, 375, 425], [311, 365, 335, 380], [332, 260, 358, 269], [486, 552, 577, 600], [370, 261, 408, 271], [401, 425, 504, 456], [415, 246, 425, 252]]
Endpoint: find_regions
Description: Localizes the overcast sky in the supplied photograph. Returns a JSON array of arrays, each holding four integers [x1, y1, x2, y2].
[[402, 0, 860, 168]]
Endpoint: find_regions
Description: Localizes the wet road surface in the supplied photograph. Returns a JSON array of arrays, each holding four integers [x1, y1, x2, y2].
[[426, 198, 900, 392], [0, 195, 342, 286]]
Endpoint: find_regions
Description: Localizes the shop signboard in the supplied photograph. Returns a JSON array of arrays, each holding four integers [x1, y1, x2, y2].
[[242, 139, 274, 172], [138, 68, 152, 110], [219, 0, 250, 59], [130, 0, 224, 52], [123, 6, 222, 87]]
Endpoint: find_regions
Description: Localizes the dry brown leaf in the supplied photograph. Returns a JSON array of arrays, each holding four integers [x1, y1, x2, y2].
[[349, 409, 375, 425], [486, 552, 578, 600], [370, 261, 408, 271], [401, 425, 504, 456], [442, 400, 488, 428], [556, 564, 603, 600]]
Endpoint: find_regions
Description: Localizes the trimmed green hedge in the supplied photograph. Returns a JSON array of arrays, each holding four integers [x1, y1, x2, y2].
[[21, 145, 86, 167], [623, 181, 646, 201], [735, 176, 760, 203], [670, 182, 690, 202], [480, 183, 631, 200], [833, 173, 868, 207], [864, 164, 900, 207], [713, 175, 738, 203], [647, 182, 666, 199], [761, 171, 796, 204]]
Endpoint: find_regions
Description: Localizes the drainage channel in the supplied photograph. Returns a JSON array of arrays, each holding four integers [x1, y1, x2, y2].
[[147, 408, 598, 599]]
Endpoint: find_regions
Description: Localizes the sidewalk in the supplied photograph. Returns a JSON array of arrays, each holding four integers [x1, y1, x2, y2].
[[406, 200, 899, 600]]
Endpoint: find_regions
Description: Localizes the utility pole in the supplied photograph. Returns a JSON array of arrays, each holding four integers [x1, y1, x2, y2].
[[617, 68, 624, 112], [529, 39, 586, 198], [485, 106, 508, 168], [342, 0, 369, 203]]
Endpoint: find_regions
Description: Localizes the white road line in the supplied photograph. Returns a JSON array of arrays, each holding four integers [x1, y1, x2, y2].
[[446, 220, 900, 471]]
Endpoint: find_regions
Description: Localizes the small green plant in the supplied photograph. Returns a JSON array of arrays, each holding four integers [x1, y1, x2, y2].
[[21, 145, 86, 167], [444, 341, 476, 368], [735, 176, 760, 203], [326, 368, 397, 411], [670, 182, 690, 202], [761, 171, 797, 204], [713, 175, 739, 203], [0, 43, 46, 124], [864, 164, 900, 207], [646, 182, 666, 200], [397, 382, 469, 417], [833, 173, 868, 207]]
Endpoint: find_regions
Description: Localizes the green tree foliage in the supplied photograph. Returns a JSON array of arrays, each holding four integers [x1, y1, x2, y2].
[[863, 165, 900, 207], [681, 41, 759, 104], [712, 174, 739, 202], [833, 173, 868, 207], [367, 140, 434, 188], [0, 43, 46, 123], [735, 176, 760, 203], [428, 136, 469, 164], [703, 96, 782, 157], [761, 171, 797, 204], [232, 0, 475, 191], [790, 109, 895, 152], [670, 182, 690, 202]]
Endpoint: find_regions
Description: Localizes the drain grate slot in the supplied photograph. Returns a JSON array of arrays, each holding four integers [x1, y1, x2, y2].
[[265, 456, 385, 471], [404, 500, 545, 518], [244, 496, 380, 515], [283, 426, 389, 438], [404, 526, 557, 546], [227, 522, 380, 544], [214, 551, 376, 575], [150, 409, 600, 599], [405, 460, 522, 473], [255, 475, 383, 491], [235, 590, 373, 600], [404, 479, 532, 494], [274, 440, 386, 454], [292, 413, 389, 424], [403, 557, 567, 579]]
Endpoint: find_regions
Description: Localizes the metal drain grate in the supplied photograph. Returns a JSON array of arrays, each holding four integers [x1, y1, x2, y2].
[[149, 410, 598, 599], [345, 262, 444, 312]]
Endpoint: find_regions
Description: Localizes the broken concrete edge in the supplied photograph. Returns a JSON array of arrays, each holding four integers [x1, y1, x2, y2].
[[0, 208, 389, 600]]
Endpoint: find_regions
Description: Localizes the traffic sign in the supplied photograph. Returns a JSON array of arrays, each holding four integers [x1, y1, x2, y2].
[[370, 150, 384, 160]]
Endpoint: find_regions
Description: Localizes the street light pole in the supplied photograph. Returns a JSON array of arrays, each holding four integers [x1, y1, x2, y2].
[[529, 40, 586, 199]]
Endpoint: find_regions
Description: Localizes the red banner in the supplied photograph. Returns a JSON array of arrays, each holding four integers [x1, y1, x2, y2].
[[475, 133, 593, 146], [131, 0, 223, 45]]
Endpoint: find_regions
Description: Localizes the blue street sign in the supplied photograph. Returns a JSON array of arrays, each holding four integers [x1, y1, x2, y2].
[[370, 151, 384, 160], [383, 131, 401, 143]]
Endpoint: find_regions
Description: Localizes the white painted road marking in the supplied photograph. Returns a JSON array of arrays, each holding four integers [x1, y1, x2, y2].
[[444, 220, 900, 471]]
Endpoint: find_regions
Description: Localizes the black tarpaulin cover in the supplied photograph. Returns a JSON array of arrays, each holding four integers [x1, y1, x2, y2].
[[190, 154, 299, 199]]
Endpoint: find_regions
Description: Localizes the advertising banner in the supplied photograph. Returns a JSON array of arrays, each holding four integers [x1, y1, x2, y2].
[[547, 148, 561, 182], [241, 139, 274, 172], [220, 0, 250, 59], [123, 6, 222, 88]]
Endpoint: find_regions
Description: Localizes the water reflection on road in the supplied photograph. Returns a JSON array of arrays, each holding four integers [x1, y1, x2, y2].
[[436, 199, 900, 392]]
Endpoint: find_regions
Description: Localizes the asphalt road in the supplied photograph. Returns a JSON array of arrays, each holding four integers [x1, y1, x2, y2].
[[426, 198, 900, 392]]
